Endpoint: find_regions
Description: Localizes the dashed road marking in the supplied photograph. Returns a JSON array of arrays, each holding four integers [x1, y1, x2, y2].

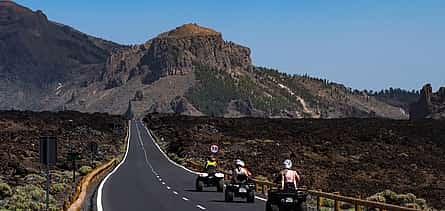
[[255, 196, 267, 201], [173, 191, 178, 195], [162, 182, 166, 185], [166, 186, 171, 189], [196, 205, 206, 210], [182, 197, 189, 201]]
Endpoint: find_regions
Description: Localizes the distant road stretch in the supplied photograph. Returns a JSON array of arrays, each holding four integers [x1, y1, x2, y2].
[[97, 120, 265, 211]]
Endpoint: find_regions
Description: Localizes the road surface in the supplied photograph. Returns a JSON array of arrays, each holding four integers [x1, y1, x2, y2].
[[97, 120, 265, 211]]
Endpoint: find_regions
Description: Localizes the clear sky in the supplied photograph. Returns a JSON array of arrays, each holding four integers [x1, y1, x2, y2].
[[15, 0, 445, 91]]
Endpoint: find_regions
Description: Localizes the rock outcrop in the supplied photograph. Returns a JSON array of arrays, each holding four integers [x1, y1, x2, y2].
[[102, 23, 251, 89], [410, 84, 445, 119]]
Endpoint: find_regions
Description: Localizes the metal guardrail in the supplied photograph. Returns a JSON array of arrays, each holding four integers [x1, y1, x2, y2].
[[186, 160, 420, 211]]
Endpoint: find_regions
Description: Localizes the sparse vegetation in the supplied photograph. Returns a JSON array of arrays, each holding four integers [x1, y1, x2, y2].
[[0, 181, 12, 199], [79, 165, 93, 176]]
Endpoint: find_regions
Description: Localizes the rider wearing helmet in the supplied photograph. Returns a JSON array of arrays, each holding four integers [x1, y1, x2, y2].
[[233, 159, 251, 183], [280, 159, 300, 191], [203, 154, 218, 173]]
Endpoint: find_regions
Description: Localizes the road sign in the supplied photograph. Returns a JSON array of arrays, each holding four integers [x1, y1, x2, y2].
[[39, 137, 57, 165], [210, 144, 219, 153], [67, 152, 81, 161]]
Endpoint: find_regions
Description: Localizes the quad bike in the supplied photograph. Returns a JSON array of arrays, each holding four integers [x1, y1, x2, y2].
[[195, 167, 225, 192], [266, 188, 308, 211], [225, 175, 256, 203]]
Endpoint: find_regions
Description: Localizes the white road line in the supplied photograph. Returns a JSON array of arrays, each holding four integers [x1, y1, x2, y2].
[[162, 182, 166, 185], [97, 120, 132, 211], [182, 197, 189, 201], [141, 122, 199, 175], [173, 191, 178, 195], [166, 186, 171, 189], [255, 196, 267, 201], [196, 205, 206, 210]]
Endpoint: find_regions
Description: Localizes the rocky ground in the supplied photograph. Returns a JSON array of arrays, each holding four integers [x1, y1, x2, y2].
[[144, 114, 445, 209], [0, 111, 126, 210]]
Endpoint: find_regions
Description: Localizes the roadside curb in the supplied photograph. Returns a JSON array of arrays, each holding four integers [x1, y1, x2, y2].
[[63, 159, 116, 211]]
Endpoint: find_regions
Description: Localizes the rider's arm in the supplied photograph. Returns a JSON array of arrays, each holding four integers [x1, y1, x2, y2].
[[281, 173, 285, 190], [294, 171, 300, 189]]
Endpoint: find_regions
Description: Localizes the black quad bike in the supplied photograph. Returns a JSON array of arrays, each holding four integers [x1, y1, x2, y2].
[[195, 168, 225, 192], [266, 188, 308, 211], [225, 175, 256, 203]]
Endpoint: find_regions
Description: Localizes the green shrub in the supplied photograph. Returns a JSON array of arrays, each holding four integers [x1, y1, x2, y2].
[[6, 184, 56, 210], [321, 198, 335, 207], [24, 173, 46, 185], [79, 166, 93, 176], [0, 181, 12, 199], [50, 183, 70, 194]]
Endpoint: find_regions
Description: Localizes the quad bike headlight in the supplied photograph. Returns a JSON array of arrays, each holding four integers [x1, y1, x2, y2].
[[215, 173, 224, 177]]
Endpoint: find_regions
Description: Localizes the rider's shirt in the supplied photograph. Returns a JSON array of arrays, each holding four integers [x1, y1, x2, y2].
[[234, 167, 251, 177], [205, 160, 217, 169]]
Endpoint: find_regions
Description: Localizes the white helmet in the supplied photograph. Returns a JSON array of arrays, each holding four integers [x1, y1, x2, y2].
[[283, 159, 292, 169], [235, 159, 245, 167]]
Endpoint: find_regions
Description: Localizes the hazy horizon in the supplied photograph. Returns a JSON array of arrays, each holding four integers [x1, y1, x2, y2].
[[15, 0, 445, 91]]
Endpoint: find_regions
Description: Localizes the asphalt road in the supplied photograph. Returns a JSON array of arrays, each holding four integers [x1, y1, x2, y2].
[[97, 120, 265, 211]]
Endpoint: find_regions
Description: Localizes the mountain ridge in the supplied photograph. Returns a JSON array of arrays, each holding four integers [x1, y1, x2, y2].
[[0, 1, 410, 119]]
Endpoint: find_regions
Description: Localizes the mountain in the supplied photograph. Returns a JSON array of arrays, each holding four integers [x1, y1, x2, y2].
[[410, 84, 445, 119], [0, 1, 123, 110], [0, 1, 408, 119]]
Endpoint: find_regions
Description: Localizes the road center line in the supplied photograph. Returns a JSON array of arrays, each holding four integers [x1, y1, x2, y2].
[[182, 197, 189, 201], [196, 205, 206, 210], [173, 191, 178, 195]]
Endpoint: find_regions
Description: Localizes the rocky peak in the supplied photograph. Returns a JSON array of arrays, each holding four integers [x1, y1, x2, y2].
[[410, 84, 445, 119], [157, 23, 221, 38], [103, 23, 251, 88]]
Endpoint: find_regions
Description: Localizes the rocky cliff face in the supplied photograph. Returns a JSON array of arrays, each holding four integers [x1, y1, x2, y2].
[[102, 23, 251, 89], [410, 84, 445, 119]]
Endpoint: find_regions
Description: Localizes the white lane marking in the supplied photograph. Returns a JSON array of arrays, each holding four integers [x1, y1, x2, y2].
[[255, 196, 267, 201], [97, 120, 132, 211], [156, 175, 160, 178], [173, 191, 178, 195], [162, 182, 166, 185], [196, 205, 206, 210], [166, 186, 171, 190], [182, 197, 189, 201], [140, 122, 199, 174]]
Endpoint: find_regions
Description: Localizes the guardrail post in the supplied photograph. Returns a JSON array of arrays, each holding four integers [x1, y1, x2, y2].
[[317, 190, 323, 211], [355, 194, 361, 211], [334, 192, 340, 211]]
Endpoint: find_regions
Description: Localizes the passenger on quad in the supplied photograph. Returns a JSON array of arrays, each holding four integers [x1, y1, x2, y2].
[[225, 159, 256, 203], [203, 154, 218, 173], [280, 159, 300, 191], [233, 159, 251, 183]]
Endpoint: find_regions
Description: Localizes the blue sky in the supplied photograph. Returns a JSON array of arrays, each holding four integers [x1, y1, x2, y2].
[[16, 0, 445, 91]]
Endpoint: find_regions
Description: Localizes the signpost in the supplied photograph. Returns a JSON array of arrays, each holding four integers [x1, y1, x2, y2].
[[88, 141, 98, 167], [67, 152, 81, 183], [39, 137, 57, 211]]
